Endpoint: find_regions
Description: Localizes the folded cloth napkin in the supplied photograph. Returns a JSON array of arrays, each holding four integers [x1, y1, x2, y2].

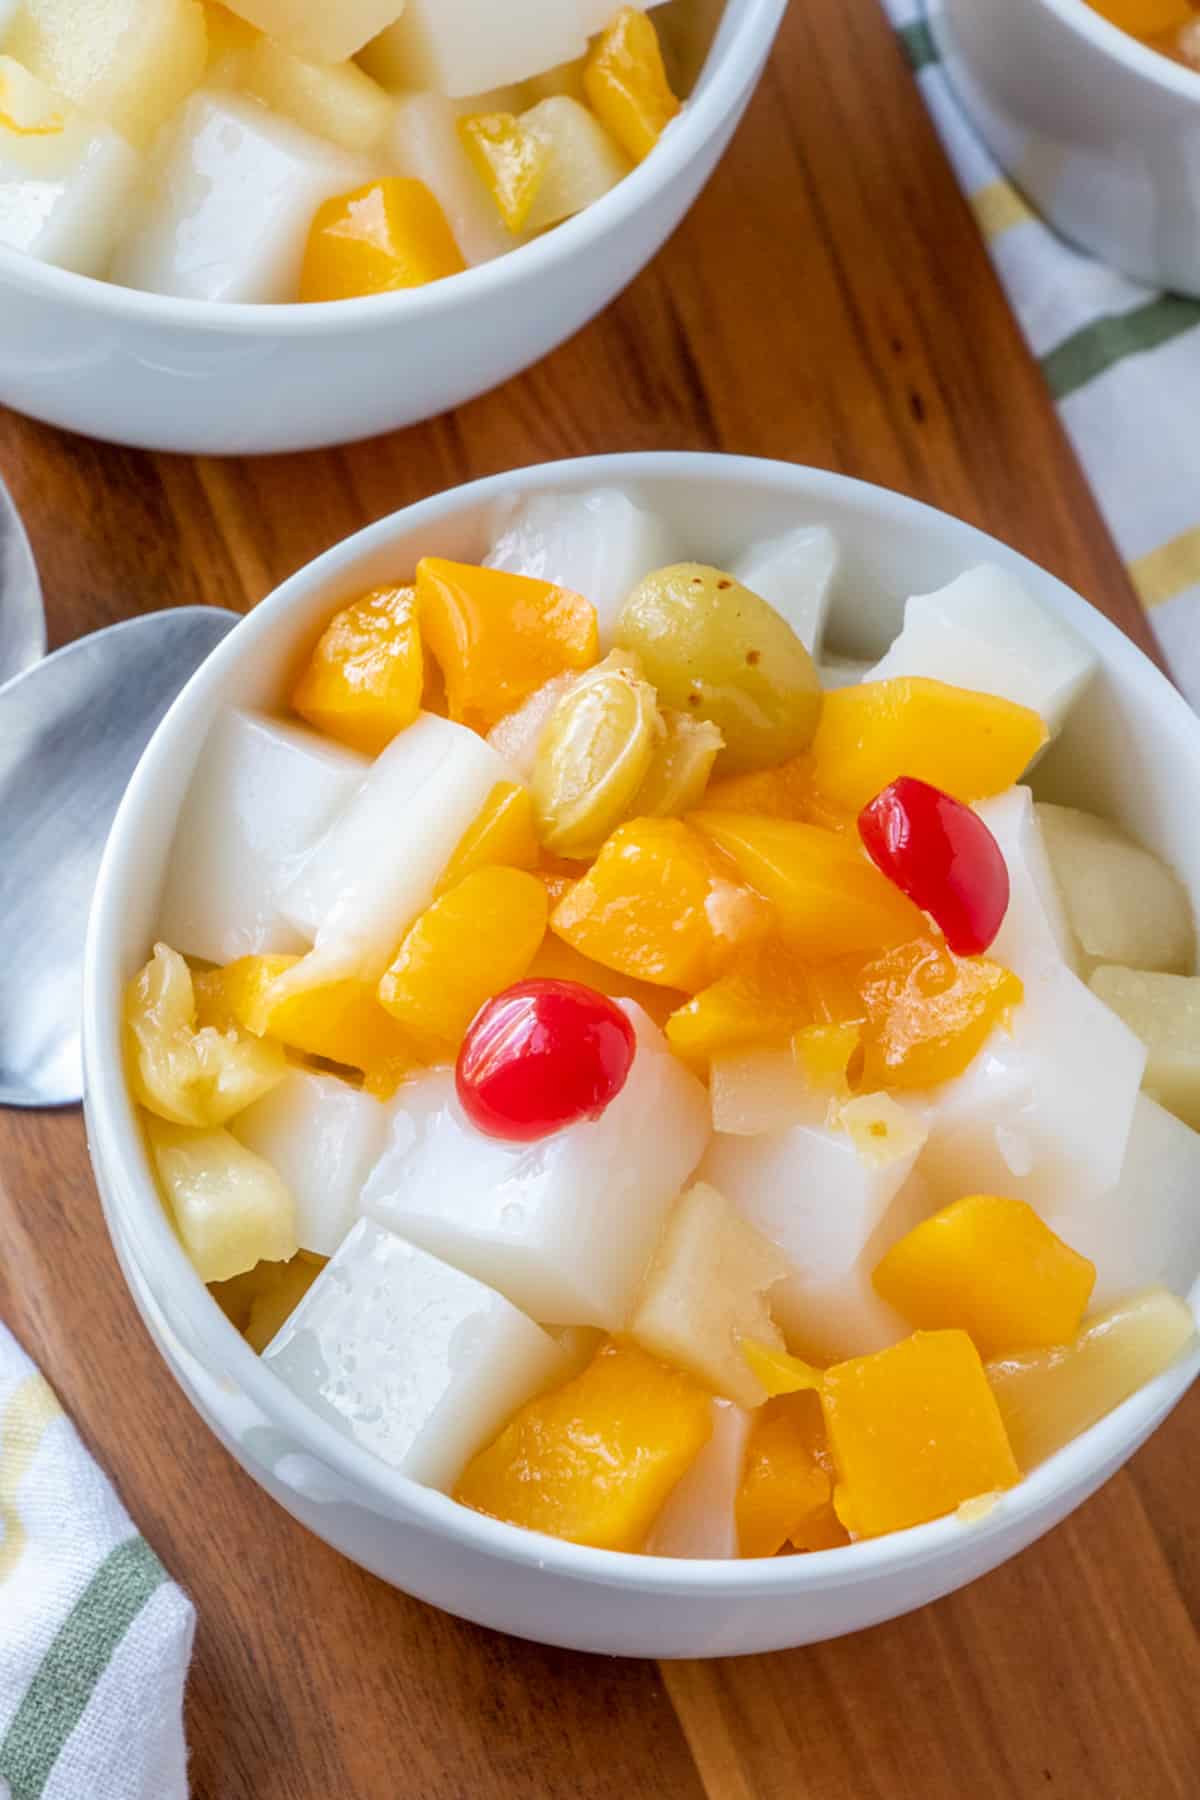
[[884, 0, 1200, 708], [0, 1325, 193, 1800]]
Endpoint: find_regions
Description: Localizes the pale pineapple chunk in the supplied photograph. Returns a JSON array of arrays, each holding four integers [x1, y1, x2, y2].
[[709, 1046, 825, 1137], [519, 96, 629, 234], [628, 1181, 789, 1409], [0, 56, 140, 276], [1037, 803, 1194, 975], [239, 38, 392, 154], [146, 1115, 297, 1282], [7, 0, 207, 147], [1088, 966, 1200, 1132], [987, 1287, 1197, 1469], [388, 91, 516, 266], [125, 943, 286, 1128], [216, 0, 405, 63], [644, 1397, 751, 1558], [362, 0, 589, 100]]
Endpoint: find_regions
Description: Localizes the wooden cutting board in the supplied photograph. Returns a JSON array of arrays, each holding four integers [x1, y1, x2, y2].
[[1, 2, 1196, 1795]]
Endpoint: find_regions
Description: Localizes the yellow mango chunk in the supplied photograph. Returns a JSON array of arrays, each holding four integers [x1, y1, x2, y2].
[[416, 557, 599, 734], [665, 939, 815, 1070], [458, 110, 549, 231], [436, 781, 540, 894], [455, 1341, 712, 1552], [377, 866, 548, 1054], [126, 943, 285, 1128], [808, 678, 1048, 816], [822, 1330, 1020, 1539], [742, 1339, 823, 1398], [583, 5, 680, 164], [793, 1021, 862, 1093], [551, 817, 771, 991], [292, 585, 423, 756], [196, 953, 414, 1082], [1089, 0, 1193, 34], [873, 1195, 1096, 1359], [736, 1394, 848, 1557], [525, 932, 683, 1028], [691, 812, 926, 960], [299, 178, 465, 302], [703, 753, 822, 822], [856, 937, 1023, 1090]]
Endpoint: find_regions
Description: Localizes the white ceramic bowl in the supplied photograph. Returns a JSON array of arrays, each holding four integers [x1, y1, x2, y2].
[[0, 0, 784, 456], [83, 453, 1200, 1658], [932, 0, 1200, 296]]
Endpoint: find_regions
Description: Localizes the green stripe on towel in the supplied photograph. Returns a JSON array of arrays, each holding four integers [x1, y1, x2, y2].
[[898, 19, 940, 70], [1042, 295, 1200, 401], [0, 1537, 166, 1800]]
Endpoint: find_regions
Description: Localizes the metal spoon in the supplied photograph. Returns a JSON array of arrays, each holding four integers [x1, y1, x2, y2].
[[0, 476, 45, 684], [0, 607, 240, 1109]]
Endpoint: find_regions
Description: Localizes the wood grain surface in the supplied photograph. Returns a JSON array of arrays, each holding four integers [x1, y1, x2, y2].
[[0, 2, 1193, 1796]]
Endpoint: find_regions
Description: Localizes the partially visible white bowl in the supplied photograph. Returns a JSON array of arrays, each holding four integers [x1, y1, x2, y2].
[[83, 453, 1200, 1658], [932, 0, 1200, 295], [0, 0, 784, 456]]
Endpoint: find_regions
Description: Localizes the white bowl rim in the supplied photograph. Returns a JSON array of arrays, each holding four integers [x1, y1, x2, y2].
[[0, 0, 787, 335], [1020, 0, 1200, 101], [84, 449, 1200, 1598]]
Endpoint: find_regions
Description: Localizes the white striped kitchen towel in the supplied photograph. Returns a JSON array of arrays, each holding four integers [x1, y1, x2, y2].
[[0, 1324, 193, 1800], [886, 0, 1200, 707]]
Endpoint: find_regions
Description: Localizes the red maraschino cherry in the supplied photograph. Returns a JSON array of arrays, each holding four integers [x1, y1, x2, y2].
[[858, 776, 1010, 955], [456, 978, 637, 1142]]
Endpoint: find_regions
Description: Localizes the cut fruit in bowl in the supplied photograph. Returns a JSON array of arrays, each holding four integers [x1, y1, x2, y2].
[[83, 453, 1200, 1659]]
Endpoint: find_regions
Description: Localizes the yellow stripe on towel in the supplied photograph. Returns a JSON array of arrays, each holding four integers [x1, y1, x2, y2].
[[0, 1373, 62, 1587], [1130, 525, 1200, 610], [970, 180, 1033, 243]]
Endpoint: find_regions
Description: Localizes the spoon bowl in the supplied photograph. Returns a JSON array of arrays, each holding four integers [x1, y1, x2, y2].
[[0, 475, 45, 685]]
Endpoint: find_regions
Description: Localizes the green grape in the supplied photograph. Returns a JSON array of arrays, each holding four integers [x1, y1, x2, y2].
[[531, 652, 661, 858], [614, 563, 822, 775]]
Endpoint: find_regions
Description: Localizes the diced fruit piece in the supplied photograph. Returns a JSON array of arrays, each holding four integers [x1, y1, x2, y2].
[[437, 782, 540, 894], [1087, 0, 1193, 40], [524, 933, 684, 1028], [362, 1005, 708, 1327], [239, 37, 392, 153], [387, 92, 517, 266], [362, 0, 592, 100], [0, 57, 140, 276], [868, 566, 1095, 736], [873, 1195, 1095, 1359], [975, 787, 1077, 982], [279, 712, 515, 978], [730, 525, 839, 657], [629, 1181, 789, 1408], [456, 977, 635, 1143], [807, 678, 1048, 817], [484, 487, 676, 647], [292, 586, 423, 754], [264, 1219, 567, 1489], [486, 672, 577, 781], [793, 1022, 862, 1093], [126, 944, 286, 1128], [157, 709, 369, 967], [823, 1330, 1019, 1537], [519, 95, 630, 233], [531, 653, 661, 858], [665, 940, 815, 1070], [215, 0, 403, 62], [741, 1340, 823, 1397], [987, 1287, 1197, 1470], [736, 1394, 846, 1556], [111, 90, 372, 301], [458, 110, 547, 233], [709, 1045, 826, 1137], [231, 1068, 390, 1258], [551, 818, 771, 991], [855, 937, 1024, 1092], [417, 557, 598, 735], [454, 1340, 712, 1551], [918, 963, 1146, 1218], [1037, 803, 1194, 975], [380, 869, 548, 1056], [524, 57, 588, 104], [690, 813, 926, 959], [859, 778, 1011, 956], [8, 0, 206, 147], [1088, 967, 1200, 1131], [1034, 1095, 1200, 1308], [146, 1115, 297, 1282], [584, 6, 680, 164], [615, 563, 821, 776], [701, 754, 821, 822], [701, 1113, 931, 1364], [243, 1253, 323, 1353], [300, 178, 465, 302], [632, 711, 722, 819], [645, 1398, 752, 1559], [198, 952, 413, 1081], [203, 3, 258, 65]]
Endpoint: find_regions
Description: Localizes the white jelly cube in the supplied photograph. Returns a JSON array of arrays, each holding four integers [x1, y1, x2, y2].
[[157, 708, 368, 967], [975, 787, 1076, 983], [819, 655, 871, 690], [239, 39, 392, 154], [7, 0, 207, 146], [485, 489, 676, 648], [110, 90, 369, 303], [362, 1005, 709, 1328], [1038, 804, 1195, 975], [362, 0, 588, 100], [1049, 1094, 1200, 1307], [232, 1069, 390, 1259], [868, 564, 1096, 735], [700, 1109, 929, 1363], [731, 525, 839, 657], [644, 1398, 751, 1559], [218, 0, 405, 64], [387, 92, 517, 266], [0, 57, 140, 276], [263, 1219, 567, 1491], [520, 96, 630, 234], [280, 712, 515, 978]]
